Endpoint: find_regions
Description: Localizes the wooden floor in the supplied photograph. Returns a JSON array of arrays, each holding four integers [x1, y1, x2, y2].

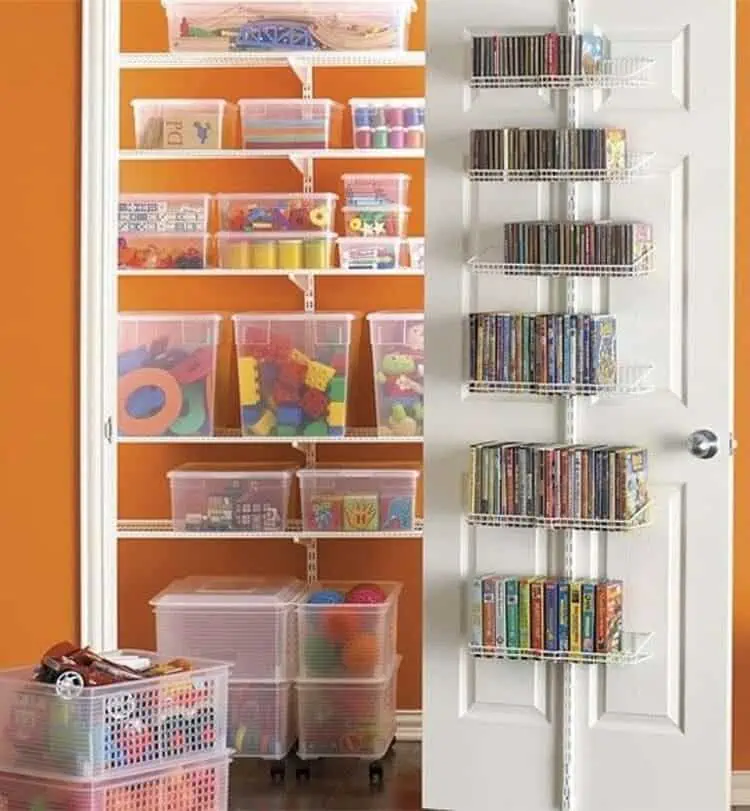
[[230, 742, 422, 810]]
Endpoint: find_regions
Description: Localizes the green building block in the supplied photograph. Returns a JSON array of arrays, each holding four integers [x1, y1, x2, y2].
[[327, 375, 347, 403], [303, 420, 329, 437], [275, 424, 299, 436]]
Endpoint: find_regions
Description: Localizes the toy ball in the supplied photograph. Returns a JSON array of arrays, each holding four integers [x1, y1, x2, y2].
[[308, 589, 345, 605], [345, 583, 387, 604], [305, 634, 341, 676], [323, 608, 360, 642], [343, 633, 379, 676]]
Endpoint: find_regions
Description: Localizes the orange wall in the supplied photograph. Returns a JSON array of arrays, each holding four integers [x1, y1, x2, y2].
[[7, 0, 750, 768]]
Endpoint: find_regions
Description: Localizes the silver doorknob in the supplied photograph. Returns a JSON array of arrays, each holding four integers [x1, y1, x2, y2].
[[688, 429, 719, 459]]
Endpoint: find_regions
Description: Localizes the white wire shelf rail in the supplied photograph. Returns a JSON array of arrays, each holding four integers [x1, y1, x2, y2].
[[117, 518, 424, 540], [117, 267, 424, 278], [468, 152, 653, 184], [465, 364, 654, 399], [468, 248, 654, 278], [466, 501, 652, 532], [470, 57, 655, 91], [118, 427, 424, 445], [469, 632, 653, 665]]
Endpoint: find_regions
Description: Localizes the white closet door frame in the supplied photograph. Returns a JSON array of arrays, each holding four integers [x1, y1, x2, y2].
[[80, 0, 121, 652]]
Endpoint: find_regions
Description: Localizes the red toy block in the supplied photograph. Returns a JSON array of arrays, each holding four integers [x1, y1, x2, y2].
[[301, 387, 329, 419], [267, 335, 294, 363], [170, 347, 213, 384], [278, 360, 307, 387], [273, 381, 301, 405], [329, 352, 348, 374]]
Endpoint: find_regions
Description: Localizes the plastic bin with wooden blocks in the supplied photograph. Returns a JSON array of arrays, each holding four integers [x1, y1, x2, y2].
[[238, 356, 260, 406], [305, 360, 336, 392], [251, 409, 277, 436], [327, 401, 345, 427]]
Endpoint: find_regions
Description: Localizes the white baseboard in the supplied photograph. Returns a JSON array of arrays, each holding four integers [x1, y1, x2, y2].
[[398, 711, 750, 807]]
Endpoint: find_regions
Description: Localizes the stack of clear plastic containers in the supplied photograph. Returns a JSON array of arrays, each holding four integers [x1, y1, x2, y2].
[[0, 651, 231, 810], [152, 577, 305, 771], [295, 581, 403, 761], [131, 99, 231, 150], [239, 99, 343, 150], [349, 98, 425, 150]]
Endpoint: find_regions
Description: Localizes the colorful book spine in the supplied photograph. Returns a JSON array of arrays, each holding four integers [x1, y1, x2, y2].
[[581, 580, 596, 654], [482, 576, 497, 648], [596, 579, 623, 652], [494, 577, 507, 648], [505, 578, 520, 649], [530, 578, 544, 650], [558, 580, 570, 652], [544, 580, 559, 651], [569, 581, 582, 655], [471, 577, 484, 646], [518, 578, 531, 649]]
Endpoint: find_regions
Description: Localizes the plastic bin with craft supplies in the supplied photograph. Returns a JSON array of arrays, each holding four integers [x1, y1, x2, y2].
[[337, 237, 405, 271], [0, 649, 229, 780], [296, 581, 402, 680], [117, 313, 221, 438], [232, 312, 355, 437], [228, 681, 295, 759], [119, 194, 211, 233], [238, 99, 343, 150], [341, 173, 411, 207], [342, 206, 410, 238], [0, 754, 231, 811], [167, 464, 295, 532], [297, 469, 419, 533], [131, 99, 231, 150], [407, 237, 424, 270], [216, 192, 337, 232], [161, 0, 416, 53], [296, 656, 401, 759], [367, 311, 424, 436], [118, 233, 210, 270], [152, 576, 305, 681], [349, 98, 425, 149], [217, 231, 336, 270]]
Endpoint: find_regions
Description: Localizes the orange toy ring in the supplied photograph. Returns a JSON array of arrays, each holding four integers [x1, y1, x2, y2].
[[118, 367, 183, 436]]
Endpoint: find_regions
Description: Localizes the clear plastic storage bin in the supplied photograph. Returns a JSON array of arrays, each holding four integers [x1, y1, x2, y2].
[[168, 464, 295, 532], [119, 194, 211, 233], [0, 651, 229, 780], [239, 99, 342, 150], [0, 755, 231, 811], [153, 576, 304, 680], [117, 313, 221, 437], [216, 192, 337, 232], [298, 469, 419, 532], [367, 311, 423, 436], [407, 236, 424, 269], [217, 231, 336, 270], [342, 206, 409, 238], [349, 98, 425, 149], [228, 681, 295, 759], [341, 173, 410, 207], [162, 0, 414, 53], [296, 581, 402, 679], [296, 657, 400, 759], [232, 312, 354, 437], [131, 99, 230, 150], [338, 237, 404, 271], [118, 233, 209, 269]]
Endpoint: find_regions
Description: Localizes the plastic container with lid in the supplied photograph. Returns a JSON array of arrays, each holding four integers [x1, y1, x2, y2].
[[229, 681, 296, 759], [117, 313, 221, 437], [119, 193, 211, 233], [216, 192, 337, 232], [407, 236, 424, 270], [343, 206, 409, 238], [168, 463, 296, 532], [131, 99, 230, 149], [297, 581, 402, 679], [297, 468, 419, 532], [161, 0, 415, 53], [349, 98, 425, 150], [296, 657, 401, 759], [341, 173, 411, 207], [217, 231, 336, 270], [338, 237, 404, 271], [239, 99, 343, 150], [152, 576, 305, 680], [0, 651, 229, 779], [367, 312, 424, 436], [232, 312, 355, 437], [118, 232, 209, 270]]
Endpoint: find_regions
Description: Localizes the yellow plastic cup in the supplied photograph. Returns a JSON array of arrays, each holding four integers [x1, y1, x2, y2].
[[251, 240, 278, 269], [278, 239, 304, 270], [226, 240, 251, 269], [304, 238, 331, 270]]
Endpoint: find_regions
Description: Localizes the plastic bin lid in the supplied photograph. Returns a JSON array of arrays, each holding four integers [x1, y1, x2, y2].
[[168, 463, 297, 480], [120, 232, 210, 240], [216, 192, 338, 201], [119, 193, 212, 202], [338, 237, 404, 244], [342, 206, 410, 213], [218, 231, 337, 241], [239, 98, 342, 108], [119, 311, 222, 322], [151, 576, 305, 609], [297, 468, 419, 479], [366, 310, 424, 321], [130, 98, 228, 108], [341, 173, 411, 180], [349, 98, 425, 107], [232, 311, 356, 322], [163, 0, 415, 7]]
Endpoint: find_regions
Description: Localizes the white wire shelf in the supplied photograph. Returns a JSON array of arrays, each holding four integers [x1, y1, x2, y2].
[[468, 152, 653, 183], [119, 51, 426, 70], [466, 501, 652, 532], [120, 148, 424, 162], [468, 248, 654, 278], [469, 632, 653, 665], [118, 427, 424, 445], [117, 267, 424, 278], [117, 518, 424, 540], [470, 58, 655, 90], [465, 364, 654, 399]]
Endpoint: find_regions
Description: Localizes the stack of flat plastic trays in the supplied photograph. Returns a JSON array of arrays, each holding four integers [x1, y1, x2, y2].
[[152, 576, 305, 782], [0, 651, 231, 810]]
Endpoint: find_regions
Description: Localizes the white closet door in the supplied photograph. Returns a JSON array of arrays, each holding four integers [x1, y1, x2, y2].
[[423, 0, 735, 809]]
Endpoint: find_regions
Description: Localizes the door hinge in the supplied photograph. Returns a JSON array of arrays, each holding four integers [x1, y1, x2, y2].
[[104, 416, 113, 444]]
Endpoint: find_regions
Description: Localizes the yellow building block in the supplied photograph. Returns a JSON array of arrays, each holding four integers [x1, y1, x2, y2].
[[290, 348, 310, 366], [251, 409, 277, 436], [327, 401, 346, 427], [238, 356, 260, 406], [305, 360, 336, 392]]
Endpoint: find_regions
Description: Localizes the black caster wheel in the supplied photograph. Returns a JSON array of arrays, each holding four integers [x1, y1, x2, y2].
[[369, 762, 384, 788], [296, 766, 311, 782], [270, 763, 285, 784]]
